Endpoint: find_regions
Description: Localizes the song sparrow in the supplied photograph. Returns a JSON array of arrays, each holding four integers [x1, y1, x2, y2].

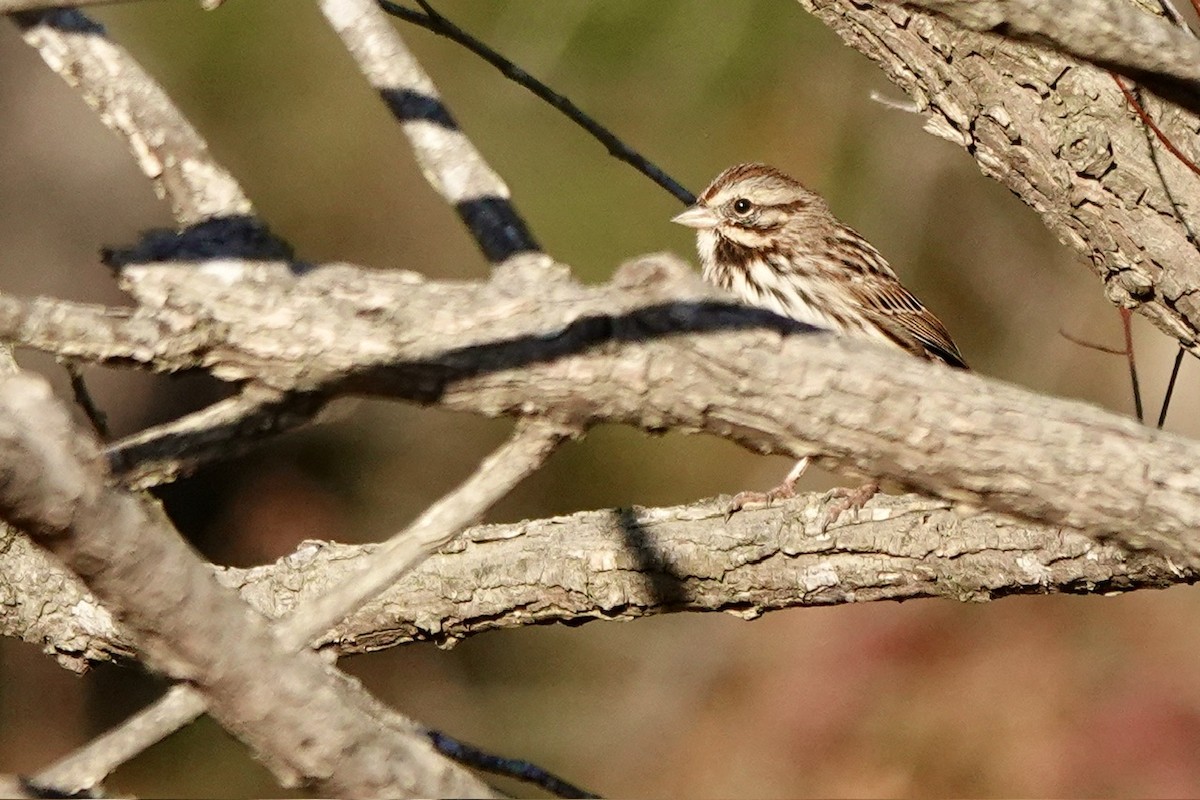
[[672, 162, 967, 525]]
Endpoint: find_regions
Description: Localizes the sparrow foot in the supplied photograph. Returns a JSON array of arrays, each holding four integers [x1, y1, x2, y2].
[[724, 481, 797, 521], [819, 481, 880, 532], [723, 457, 810, 521]]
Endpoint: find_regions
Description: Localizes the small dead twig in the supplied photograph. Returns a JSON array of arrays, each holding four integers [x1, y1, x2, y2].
[[63, 362, 110, 440], [1059, 317, 1144, 422], [377, 0, 696, 205], [1157, 346, 1186, 428], [1113, 77, 1200, 427]]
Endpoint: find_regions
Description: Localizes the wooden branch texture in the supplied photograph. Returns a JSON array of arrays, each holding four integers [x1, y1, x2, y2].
[[12, 9, 252, 223], [7, 492, 1196, 667], [3, 253, 1199, 560], [0, 373, 495, 797], [5, 1, 1200, 794], [896, 0, 1200, 114], [1, 0, 1197, 675], [799, 0, 1200, 350]]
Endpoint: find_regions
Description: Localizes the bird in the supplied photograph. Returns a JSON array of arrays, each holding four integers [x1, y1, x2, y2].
[[671, 162, 967, 527]]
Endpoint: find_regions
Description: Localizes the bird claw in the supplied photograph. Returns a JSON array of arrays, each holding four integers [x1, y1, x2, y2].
[[818, 481, 880, 533], [724, 481, 798, 521]]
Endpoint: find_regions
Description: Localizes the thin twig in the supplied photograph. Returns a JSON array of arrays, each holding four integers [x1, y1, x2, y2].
[[1058, 327, 1128, 356], [1158, 346, 1186, 428], [378, 0, 696, 206], [275, 418, 573, 651], [32, 686, 207, 796], [1125, 83, 1200, 250], [105, 388, 328, 489], [1158, 0, 1196, 34], [319, 0, 540, 264], [1061, 313, 1145, 423], [869, 89, 921, 113], [63, 362, 110, 440], [427, 731, 599, 799], [1058, 316, 1143, 421], [1119, 307, 1145, 423], [1123, 81, 1200, 426]]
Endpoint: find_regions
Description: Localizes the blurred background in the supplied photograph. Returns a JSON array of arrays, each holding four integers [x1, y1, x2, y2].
[[2, 1, 1199, 796]]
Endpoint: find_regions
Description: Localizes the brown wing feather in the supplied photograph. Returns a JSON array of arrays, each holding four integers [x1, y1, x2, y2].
[[848, 279, 968, 369]]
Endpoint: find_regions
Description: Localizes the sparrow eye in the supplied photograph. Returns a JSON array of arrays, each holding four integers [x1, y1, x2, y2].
[[732, 198, 753, 215]]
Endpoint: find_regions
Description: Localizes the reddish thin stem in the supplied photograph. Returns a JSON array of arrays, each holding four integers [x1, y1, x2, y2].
[[1119, 307, 1145, 423], [1059, 311, 1144, 424], [1058, 328, 1127, 356], [1112, 73, 1200, 177]]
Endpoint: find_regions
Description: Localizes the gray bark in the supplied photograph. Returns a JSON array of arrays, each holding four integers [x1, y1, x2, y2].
[[7, 492, 1195, 668], [800, 0, 1200, 351]]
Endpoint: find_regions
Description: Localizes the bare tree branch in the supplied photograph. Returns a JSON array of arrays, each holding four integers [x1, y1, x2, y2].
[[7, 2, 1200, 794], [318, 0, 540, 266], [8, 491, 1198, 671], [378, 0, 696, 205], [89, 0, 576, 485], [2, 253, 1200, 561], [9, 8, 575, 790], [105, 386, 330, 489], [33, 685, 206, 794], [799, 0, 1200, 352], [279, 417, 573, 651], [3, 254, 1200, 559], [0, 373, 496, 797], [893, 0, 1200, 115], [0, 516, 135, 671], [33, 419, 569, 791], [11, 11, 334, 483], [11, 9, 251, 224], [299, 496, 1194, 650]]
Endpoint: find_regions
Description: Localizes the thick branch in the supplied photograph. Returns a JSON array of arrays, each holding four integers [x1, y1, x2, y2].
[[7, 492, 1196, 667], [208, 495, 1200, 648], [33, 419, 567, 792], [894, 0, 1200, 115], [799, 0, 1200, 351], [3, 254, 1200, 561], [0, 373, 494, 797]]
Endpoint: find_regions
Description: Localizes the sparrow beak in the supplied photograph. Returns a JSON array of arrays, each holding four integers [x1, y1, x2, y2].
[[671, 205, 719, 229]]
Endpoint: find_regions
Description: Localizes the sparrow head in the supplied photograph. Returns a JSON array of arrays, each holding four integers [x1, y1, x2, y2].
[[671, 163, 829, 247]]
